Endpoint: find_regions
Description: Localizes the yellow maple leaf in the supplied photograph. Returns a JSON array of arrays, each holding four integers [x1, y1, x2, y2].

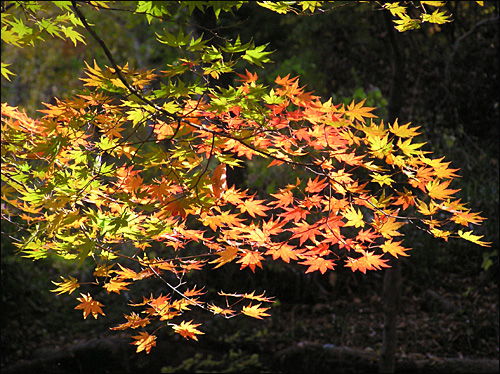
[[344, 99, 377, 124], [389, 119, 421, 138], [367, 133, 392, 159], [103, 279, 131, 294], [371, 172, 394, 187], [380, 239, 411, 258], [242, 303, 270, 319], [372, 215, 405, 238], [426, 179, 460, 200], [458, 230, 491, 247], [342, 206, 365, 228], [384, 2, 407, 18], [422, 9, 452, 25], [397, 137, 426, 156], [51, 276, 80, 295]]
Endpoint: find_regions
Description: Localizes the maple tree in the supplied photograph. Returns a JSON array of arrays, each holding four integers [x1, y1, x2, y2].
[[1, 1, 490, 354]]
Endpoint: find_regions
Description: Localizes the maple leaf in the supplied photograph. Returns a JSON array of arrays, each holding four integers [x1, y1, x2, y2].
[[208, 304, 236, 316], [426, 179, 460, 200], [104, 279, 131, 294], [242, 303, 270, 319], [371, 172, 394, 187], [111, 312, 150, 330], [131, 332, 157, 354], [344, 99, 377, 124], [415, 199, 439, 216], [184, 285, 206, 297], [74, 293, 105, 319], [451, 210, 486, 227], [235, 69, 258, 83], [236, 250, 265, 272], [356, 229, 379, 243], [372, 215, 405, 239], [51, 275, 79, 295], [172, 320, 205, 341], [367, 133, 392, 159], [380, 239, 410, 258], [458, 230, 491, 247], [210, 245, 239, 269], [265, 243, 300, 263], [344, 250, 390, 274], [237, 195, 270, 218], [242, 291, 274, 303], [383, 2, 407, 18], [422, 9, 452, 24], [394, 187, 415, 210], [305, 176, 328, 193], [113, 263, 139, 279], [290, 220, 322, 245], [299, 256, 336, 274], [202, 210, 244, 231], [388, 119, 421, 138], [279, 205, 310, 223], [397, 137, 426, 156], [342, 206, 365, 228]]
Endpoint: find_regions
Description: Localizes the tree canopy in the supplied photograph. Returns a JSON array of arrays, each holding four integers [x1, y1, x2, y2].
[[1, 1, 493, 354]]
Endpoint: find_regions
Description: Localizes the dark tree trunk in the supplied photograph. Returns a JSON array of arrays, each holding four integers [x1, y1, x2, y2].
[[379, 11, 405, 374]]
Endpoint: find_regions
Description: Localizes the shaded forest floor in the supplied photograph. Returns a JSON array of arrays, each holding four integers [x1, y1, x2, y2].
[[1, 248, 498, 373]]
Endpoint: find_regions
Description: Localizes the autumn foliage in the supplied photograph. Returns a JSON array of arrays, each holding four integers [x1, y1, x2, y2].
[[1, 1, 489, 353]]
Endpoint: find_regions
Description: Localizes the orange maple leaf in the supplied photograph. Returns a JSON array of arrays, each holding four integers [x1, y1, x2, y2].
[[451, 210, 486, 227], [111, 312, 150, 330], [290, 220, 322, 245], [236, 69, 258, 83], [74, 293, 105, 319], [210, 246, 239, 269], [270, 189, 295, 208], [237, 250, 264, 272], [131, 332, 157, 354], [299, 256, 336, 274], [344, 250, 390, 274], [172, 320, 205, 341], [208, 304, 236, 316], [305, 176, 329, 193], [265, 243, 300, 263]]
